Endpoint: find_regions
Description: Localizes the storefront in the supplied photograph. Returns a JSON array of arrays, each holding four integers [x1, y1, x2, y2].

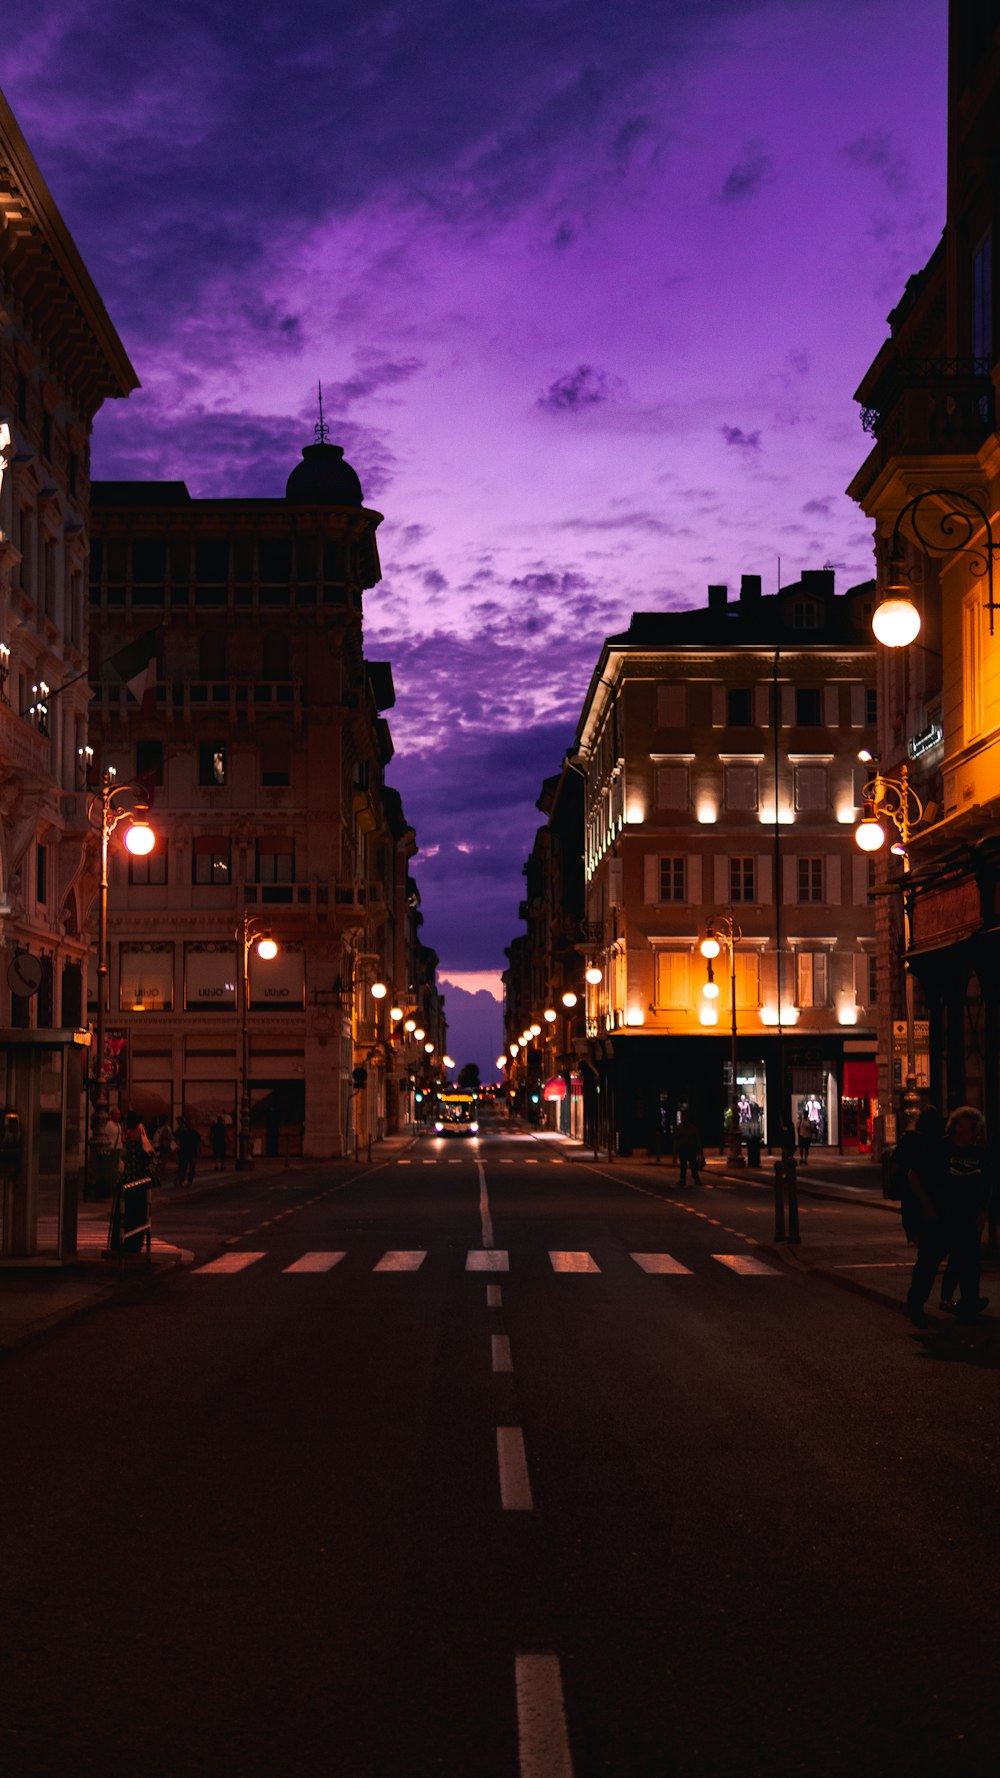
[[543, 1071, 584, 1138]]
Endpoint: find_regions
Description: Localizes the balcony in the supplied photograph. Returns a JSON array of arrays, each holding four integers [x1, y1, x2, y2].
[[0, 698, 52, 785], [91, 679, 301, 725], [853, 356, 994, 494]]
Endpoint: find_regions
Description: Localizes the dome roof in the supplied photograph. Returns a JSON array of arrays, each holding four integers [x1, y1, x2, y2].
[[285, 440, 363, 506]]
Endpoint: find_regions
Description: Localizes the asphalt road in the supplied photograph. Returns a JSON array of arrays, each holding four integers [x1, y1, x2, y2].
[[2, 1118, 999, 1778]]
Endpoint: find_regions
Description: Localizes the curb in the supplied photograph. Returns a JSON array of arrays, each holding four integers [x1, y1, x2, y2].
[[0, 1244, 193, 1359]]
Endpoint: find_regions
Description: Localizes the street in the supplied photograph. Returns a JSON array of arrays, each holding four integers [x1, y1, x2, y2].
[[2, 1120, 999, 1778]]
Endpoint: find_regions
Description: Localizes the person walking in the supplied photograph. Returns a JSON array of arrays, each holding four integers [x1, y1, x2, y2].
[[211, 1114, 228, 1171], [797, 1112, 813, 1164], [174, 1115, 201, 1189], [938, 1106, 991, 1326], [675, 1111, 702, 1189]]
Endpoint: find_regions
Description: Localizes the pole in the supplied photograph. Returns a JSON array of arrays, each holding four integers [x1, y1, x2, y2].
[[89, 780, 111, 1167], [728, 922, 741, 1163], [237, 914, 252, 1169]]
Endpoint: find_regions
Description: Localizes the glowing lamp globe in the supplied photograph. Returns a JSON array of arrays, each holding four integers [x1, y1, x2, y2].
[[509, 1044, 518, 1057], [872, 597, 921, 648], [702, 980, 720, 1000], [699, 1005, 719, 1026], [529, 1023, 541, 1037], [424, 1042, 434, 1054], [371, 981, 388, 1000], [561, 991, 578, 1009], [256, 935, 278, 960], [413, 1027, 426, 1042], [404, 1019, 416, 1033], [543, 1008, 557, 1023], [700, 935, 721, 959], [390, 1006, 404, 1022], [442, 1055, 455, 1069], [124, 819, 154, 857], [497, 1056, 506, 1069], [585, 966, 602, 985], [855, 819, 886, 853]]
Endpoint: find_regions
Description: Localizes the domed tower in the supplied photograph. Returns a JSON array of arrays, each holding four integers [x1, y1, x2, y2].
[[284, 395, 381, 600]]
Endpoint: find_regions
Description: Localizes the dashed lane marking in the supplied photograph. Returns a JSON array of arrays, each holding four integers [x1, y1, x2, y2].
[[497, 1427, 533, 1511], [549, 1251, 601, 1273], [194, 1252, 266, 1275], [486, 1284, 503, 1307], [282, 1251, 346, 1273], [631, 1252, 693, 1275], [492, 1334, 513, 1373], [515, 1652, 575, 1778], [467, 1249, 510, 1272], [373, 1250, 427, 1272], [712, 1253, 783, 1276]]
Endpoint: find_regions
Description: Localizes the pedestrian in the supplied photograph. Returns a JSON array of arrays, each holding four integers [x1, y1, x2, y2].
[[211, 1114, 228, 1171], [122, 1109, 155, 1182], [938, 1106, 991, 1325], [174, 1114, 201, 1188], [797, 1111, 813, 1164], [675, 1111, 702, 1189], [154, 1116, 174, 1166], [104, 1106, 124, 1177]]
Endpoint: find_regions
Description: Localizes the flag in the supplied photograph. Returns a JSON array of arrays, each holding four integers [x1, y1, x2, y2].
[[106, 627, 160, 713]]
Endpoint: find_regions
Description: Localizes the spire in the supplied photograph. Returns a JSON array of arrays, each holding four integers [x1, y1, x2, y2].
[[315, 380, 330, 445]]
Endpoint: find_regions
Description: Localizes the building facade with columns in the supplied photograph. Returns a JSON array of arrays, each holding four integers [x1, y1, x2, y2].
[[88, 435, 434, 1159]]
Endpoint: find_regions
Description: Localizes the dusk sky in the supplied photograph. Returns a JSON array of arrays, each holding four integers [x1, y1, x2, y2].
[[5, 1, 946, 1074]]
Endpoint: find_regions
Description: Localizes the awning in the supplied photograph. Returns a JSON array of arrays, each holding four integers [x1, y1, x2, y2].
[[543, 1073, 583, 1101]]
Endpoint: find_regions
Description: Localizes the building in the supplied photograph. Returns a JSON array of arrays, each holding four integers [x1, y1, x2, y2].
[[847, 1, 1000, 1137], [88, 432, 433, 1159], [569, 572, 878, 1156], [0, 89, 137, 1255]]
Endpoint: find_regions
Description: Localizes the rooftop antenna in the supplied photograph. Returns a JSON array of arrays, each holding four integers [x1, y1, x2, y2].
[[315, 381, 330, 445]]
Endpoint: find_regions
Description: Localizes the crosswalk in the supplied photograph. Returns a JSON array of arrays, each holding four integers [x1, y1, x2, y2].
[[192, 1248, 783, 1278]]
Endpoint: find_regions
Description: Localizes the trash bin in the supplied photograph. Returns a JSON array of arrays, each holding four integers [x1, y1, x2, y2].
[[746, 1134, 762, 1167]]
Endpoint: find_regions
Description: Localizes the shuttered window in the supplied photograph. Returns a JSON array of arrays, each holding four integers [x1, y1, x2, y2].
[[655, 951, 690, 1009]]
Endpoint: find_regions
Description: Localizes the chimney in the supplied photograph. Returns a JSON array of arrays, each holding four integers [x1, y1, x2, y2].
[[800, 568, 835, 600], [707, 583, 728, 615], [740, 573, 762, 607]]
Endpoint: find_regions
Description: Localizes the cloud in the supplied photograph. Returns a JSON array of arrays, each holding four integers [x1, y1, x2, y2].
[[721, 424, 761, 451], [537, 364, 625, 412], [719, 140, 774, 202], [802, 495, 834, 515], [842, 130, 912, 196]]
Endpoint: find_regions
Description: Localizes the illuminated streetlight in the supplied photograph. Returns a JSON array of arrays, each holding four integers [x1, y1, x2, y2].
[[424, 1042, 434, 1054], [442, 1054, 455, 1069], [413, 1027, 426, 1042], [404, 1019, 416, 1033], [543, 1008, 557, 1023], [123, 818, 155, 857], [585, 965, 602, 985], [496, 1055, 506, 1069], [390, 1005, 404, 1022], [530, 1022, 541, 1037], [371, 981, 388, 1000], [237, 913, 279, 1168], [561, 991, 578, 1009]]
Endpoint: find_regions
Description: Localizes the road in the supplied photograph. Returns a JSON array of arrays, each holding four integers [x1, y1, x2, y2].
[[2, 1118, 999, 1778]]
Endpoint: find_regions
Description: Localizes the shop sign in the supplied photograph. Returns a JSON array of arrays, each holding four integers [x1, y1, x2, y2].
[[908, 722, 943, 760]]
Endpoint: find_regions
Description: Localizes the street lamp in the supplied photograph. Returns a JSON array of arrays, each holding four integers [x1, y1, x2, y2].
[[873, 487, 1000, 645], [700, 912, 743, 1162], [86, 769, 157, 1176], [237, 911, 279, 1169], [855, 759, 924, 1126]]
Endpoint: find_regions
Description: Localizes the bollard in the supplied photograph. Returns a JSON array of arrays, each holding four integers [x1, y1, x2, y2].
[[773, 1159, 786, 1242], [786, 1155, 801, 1244]]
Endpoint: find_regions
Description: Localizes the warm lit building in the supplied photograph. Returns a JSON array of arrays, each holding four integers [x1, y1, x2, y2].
[[847, 2, 1000, 1137], [572, 572, 879, 1155], [88, 434, 432, 1158]]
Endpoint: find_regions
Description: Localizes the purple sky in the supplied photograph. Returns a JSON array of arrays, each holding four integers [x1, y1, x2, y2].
[[5, 2, 946, 1075]]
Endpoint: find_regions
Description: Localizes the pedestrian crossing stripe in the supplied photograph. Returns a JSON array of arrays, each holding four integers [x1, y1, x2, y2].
[[192, 1249, 784, 1278]]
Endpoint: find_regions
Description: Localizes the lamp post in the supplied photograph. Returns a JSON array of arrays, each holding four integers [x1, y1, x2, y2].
[[700, 913, 742, 1162], [872, 487, 1000, 646], [85, 769, 156, 1176], [237, 911, 278, 1169], [855, 759, 924, 1130]]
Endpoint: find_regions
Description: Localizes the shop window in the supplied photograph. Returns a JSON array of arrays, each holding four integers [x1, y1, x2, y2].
[[120, 943, 174, 1012], [184, 942, 238, 1012], [796, 951, 828, 1007], [198, 743, 227, 786], [192, 838, 231, 885], [797, 857, 824, 903], [729, 856, 756, 903]]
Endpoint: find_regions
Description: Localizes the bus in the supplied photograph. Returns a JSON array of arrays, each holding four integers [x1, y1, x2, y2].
[[434, 1092, 479, 1136]]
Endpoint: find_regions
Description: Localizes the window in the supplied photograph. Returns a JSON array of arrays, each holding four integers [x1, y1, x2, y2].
[[797, 857, 824, 903], [795, 688, 822, 726], [655, 950, 690, 1009], [794, 764, 828, 810], [128, 848, 167, 886], [119, 942, 173, 1012], [198, 743, 227, 786], [726, 687, 752, 726], [659, 857, 686, 902], [792, 600, 821, 630], [734, 952, 760, 1010], [192, 838, 231, 885], [256, 838, 294, 883], [868, 954, 878, 1005], [729, 856, 756, 903], [184, 943, 238, 1012], [260, 728, 291, 787], [865, 687, 877, 728], [796, 951, 828, 1007], [135, 739, 164, 787], [725, 765, 757, 811]]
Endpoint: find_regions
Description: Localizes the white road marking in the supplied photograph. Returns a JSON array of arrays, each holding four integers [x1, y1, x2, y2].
[[492, 1333, 513, 1373], [631, 1252, 693, 1275], [194, 1252, 266, 1275], [515, 1652, 575, 1778], [477, 1161, 494, 1248], [467, 1249, 509, 1272], [497, 1427, 533, 1510], [549, 1251, 601, 1273], [422, 1159, 434, 1165], [373, 1250, 427, 1272], [282, 1252, 346, 1273], [486, 1284, 503, 1307], [398, 1159, 412, 1166], [525, 1159, 539, 1165], [713, 1253, 783, 1276]]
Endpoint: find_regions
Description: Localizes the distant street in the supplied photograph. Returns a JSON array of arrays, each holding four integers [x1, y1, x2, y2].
[[3, 1117, 999, 1778]]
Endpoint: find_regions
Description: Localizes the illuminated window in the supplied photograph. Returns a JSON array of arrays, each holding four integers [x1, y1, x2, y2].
[[193, 838, 231, 885], [119, 942, 173, 1012], [797, 857, 824, 903], [198, 742, 227, 786], [729, 857, 756, 903], [796, 951, 828, 1007]]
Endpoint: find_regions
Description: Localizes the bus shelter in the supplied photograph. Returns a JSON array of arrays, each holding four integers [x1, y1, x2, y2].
[[0, 1029, 90, 1262]]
